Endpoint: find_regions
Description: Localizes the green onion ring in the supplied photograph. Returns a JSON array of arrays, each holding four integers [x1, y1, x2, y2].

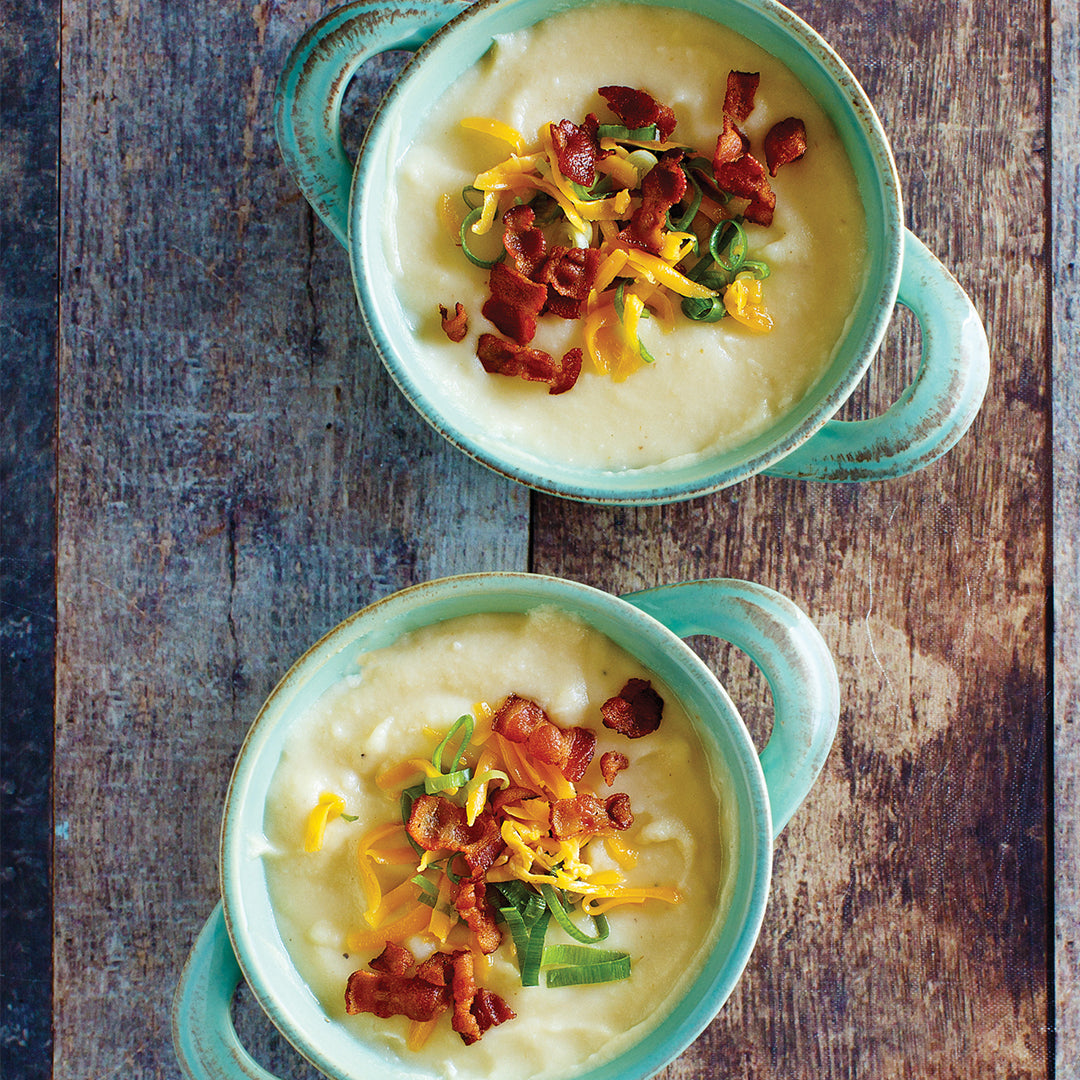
[[540, 884, 610, 943], [459, 207, 505, 269], [432, 714, 474, 775], [424, 767, 472, 794]]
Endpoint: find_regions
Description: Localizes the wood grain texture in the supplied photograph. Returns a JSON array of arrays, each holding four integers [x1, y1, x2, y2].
[[1053, 0, 1080, 1072], [54, 3, 525, 1077], [530, 1, 1049, 1076], [49, 0, 1052, 1078]]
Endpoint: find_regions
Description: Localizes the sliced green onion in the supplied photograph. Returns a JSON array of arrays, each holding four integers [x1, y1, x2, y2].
[[637, 336, 656, 363], [681, 294, 727, 322], [410, 874, 440, 907], [597, 123, 658, 141], [432, 714, 474, 775], [669, 171, 703, 232], [459, 207, 505, 269], [400, 783, 426, 855], [570, 178, 613, 202], [461, 185, 483, 209], [492, 880, 547, 924], [711, 219, 747, 273], [340, 812, 359, 822], [545, 956, 631, 987], [519, 907, 551, 986], [614, 281, 626, 322], [424, 767, 472, 794], [541, 944, 630, 967], [741, 258, 771, 279], [540, 884, 610, 943], [498, 905, 532, 966]]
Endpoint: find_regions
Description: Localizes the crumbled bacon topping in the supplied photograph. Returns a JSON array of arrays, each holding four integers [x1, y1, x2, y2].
[[618, 152, 687, 254], [550, 117, 602, 187], [369, 940, 414, 976], [347, 947, 515, 1045], [710, 69, 790, 226], [598, 85, 677, 141], [764, 116, 808, 176], [439, 302, 468, 342], [550, 792, 634, 840], [600, 678, 664, 738], [492, 693, 597, 782], [345, 969, 450, 1022], [454, 876, 502, 955], [599, 750, 629, 786], [476, 335, 582, 395], [723, 70, 760, 124], [503, 205, 547, 278], [406, 795, 505, 876], [481, 262, 548, 346]]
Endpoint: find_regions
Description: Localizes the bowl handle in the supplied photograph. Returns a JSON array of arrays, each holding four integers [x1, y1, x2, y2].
[[274, 0, 470, 249], [623, 579, 839, 838], [763, 229, 989, 481], [172, 901, 281, 1080]]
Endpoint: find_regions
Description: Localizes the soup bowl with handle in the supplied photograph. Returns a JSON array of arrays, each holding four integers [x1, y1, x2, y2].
[[173, 572, 839, 1079], [273, 0, 988, 504]]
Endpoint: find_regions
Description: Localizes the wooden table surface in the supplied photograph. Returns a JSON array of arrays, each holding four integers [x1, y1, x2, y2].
[[2, 0, 1076, 1076]]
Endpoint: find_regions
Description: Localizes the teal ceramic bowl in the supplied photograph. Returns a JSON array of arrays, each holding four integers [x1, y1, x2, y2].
[[275, 0, 988, 504], [173, 573, 839, 1080]]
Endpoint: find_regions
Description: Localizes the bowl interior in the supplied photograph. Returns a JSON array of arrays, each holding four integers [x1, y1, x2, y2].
[[221, 573, 773, 1080], [351, 0, 902, 503]]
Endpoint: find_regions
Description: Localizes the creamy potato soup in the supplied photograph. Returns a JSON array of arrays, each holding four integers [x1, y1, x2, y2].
[[263, 609, 734, 1080], [386, 3, 867, 471]]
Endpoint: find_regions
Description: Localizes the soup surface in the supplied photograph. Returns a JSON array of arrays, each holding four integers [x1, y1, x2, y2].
[[262, 608, 733, 1080], [386, 2, 867, 471]]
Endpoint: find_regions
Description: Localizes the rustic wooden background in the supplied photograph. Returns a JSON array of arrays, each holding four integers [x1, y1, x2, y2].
[[2, 0, 1075, 1076]]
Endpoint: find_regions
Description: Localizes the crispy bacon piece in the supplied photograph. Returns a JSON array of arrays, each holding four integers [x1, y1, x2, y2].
[[492, 693, 546, 741], [492, 694, 597, 781], [550, 792, 634, 839], [564, 725, 597, 784], [502, 205, 547, 278], [540, 246, 603, 301], [438, 302, 468, 342], [345, 969, 450, 1022], [713, 151, 776, 225], [454, 877, 502, 955], [723, 70, 760, 124], [471, 987, 517, 1037], [764, 116, 808, 176], [550, 118, 601, 187], [416, 951, 455, 987], [714, 114, 749, 166], [481, 262, 548, 345], [368, 941, 414, 976], [598, 85, 677, 141], [406, 795, 505, 876], [447, 950, 516, 1045], [476, 335, 582, 396], [489, 784, 537, 815], [599, 750, 629, 786], [605, 792, 634, 829], [601, 678, 664, 738], [618, 153, 687, 254]]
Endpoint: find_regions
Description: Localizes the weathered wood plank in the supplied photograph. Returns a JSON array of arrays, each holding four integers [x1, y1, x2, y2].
[[54, 3, 525, 1077], [1052, 0, 1080, 1071], [530, 0, 1049, 1076], [0, 3, 59, 1078]]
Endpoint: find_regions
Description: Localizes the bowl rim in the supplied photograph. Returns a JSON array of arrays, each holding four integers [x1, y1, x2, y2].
[[348, 0, 904, 504], [217, 571, 775, 1080]]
